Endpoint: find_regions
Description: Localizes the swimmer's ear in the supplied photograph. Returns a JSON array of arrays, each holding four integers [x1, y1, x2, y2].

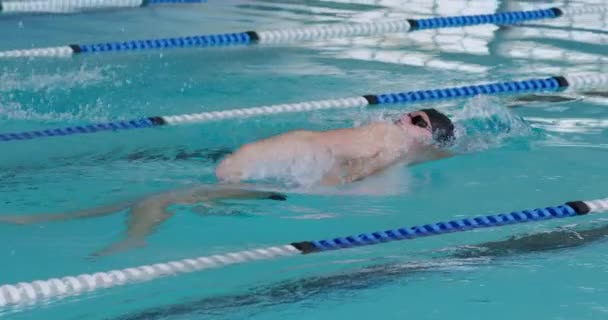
[[267, 193, 287, 201]]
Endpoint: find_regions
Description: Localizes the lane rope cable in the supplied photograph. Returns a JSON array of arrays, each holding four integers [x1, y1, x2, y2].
[[1, 197, 606, 307], [0, 73, 607, 143], [0, 0, 204, 14], [0, 6, 605, 58]]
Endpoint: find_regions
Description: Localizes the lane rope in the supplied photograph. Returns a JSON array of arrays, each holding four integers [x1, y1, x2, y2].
[[1, 73, 607, 143], [1, 197, 606, 307], [0, 0, 204, 14], [0, 6, 605, 58]]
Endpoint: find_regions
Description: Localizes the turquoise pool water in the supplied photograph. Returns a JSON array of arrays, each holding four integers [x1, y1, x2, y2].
[[1, 0, 607, 319]]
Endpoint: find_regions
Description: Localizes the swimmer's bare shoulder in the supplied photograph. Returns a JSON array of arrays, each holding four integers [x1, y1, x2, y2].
[[216, 129, 318, 182]]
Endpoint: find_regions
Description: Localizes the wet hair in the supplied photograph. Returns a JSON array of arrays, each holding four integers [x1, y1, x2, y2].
[[420, 108, 455, 144]]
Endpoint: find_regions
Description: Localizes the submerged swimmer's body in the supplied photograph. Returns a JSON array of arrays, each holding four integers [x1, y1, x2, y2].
[[0, 109, 456, 256], [1, 187, 286, 256]]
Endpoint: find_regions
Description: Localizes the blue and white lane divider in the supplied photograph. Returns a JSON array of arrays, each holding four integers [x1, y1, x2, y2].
[[0, 5, 604, 58], [1, 73, 607, 144], [0, 0, 204, 14], [1, 197, 607, 307]]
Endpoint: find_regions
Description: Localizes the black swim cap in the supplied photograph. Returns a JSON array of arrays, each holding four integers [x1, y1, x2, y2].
[[420, 108, 455, 144]]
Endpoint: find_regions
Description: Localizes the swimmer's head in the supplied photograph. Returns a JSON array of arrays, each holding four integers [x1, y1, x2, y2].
[[394, 108, 455, 146]]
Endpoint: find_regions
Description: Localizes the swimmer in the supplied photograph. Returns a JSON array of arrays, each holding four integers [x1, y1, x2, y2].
[[0, 109, 455, 256], [216, 108, 455, 186]]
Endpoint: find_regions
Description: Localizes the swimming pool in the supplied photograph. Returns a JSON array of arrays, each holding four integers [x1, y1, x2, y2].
[[1, 0, 607, 318]]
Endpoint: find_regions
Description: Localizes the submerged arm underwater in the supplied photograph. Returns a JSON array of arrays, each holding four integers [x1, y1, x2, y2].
[[0, 187, 286, 256]]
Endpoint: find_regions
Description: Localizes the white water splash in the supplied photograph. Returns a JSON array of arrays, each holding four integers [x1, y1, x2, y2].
[[449, 95, 533, 153], [0, 99, 112, 122], [526, 117, 608, 134], [0, 65, 112, 93], [235, 143, 337, 188]]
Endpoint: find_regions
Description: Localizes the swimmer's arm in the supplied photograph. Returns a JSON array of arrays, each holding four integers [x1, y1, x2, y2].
[[426, 148, 454, 161], [215, 150, 252, 183], [161, 187, 286, 210], [326, 146, 455, 185], [406, 147, 454, 167], [0, 201, 133, 225], [215, 137, 284, 183], [322, 152, 394, 185]]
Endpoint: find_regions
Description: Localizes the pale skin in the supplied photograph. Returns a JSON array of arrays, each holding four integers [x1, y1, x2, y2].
[[0, 110, 452, 256], [216, 110, 452, 185]]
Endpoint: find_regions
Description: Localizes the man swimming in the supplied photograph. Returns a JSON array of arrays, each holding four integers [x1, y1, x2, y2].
[[216, 108, 455, 186], [0, 108, 455, 256]]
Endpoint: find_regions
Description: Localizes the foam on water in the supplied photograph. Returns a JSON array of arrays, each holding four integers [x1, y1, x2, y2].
[[0, 99, 112, 122], [231, 141, 338, 188], [0, 65, 110, 93], [0, 65, 115, 122], [450, 95, 534, 153]]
